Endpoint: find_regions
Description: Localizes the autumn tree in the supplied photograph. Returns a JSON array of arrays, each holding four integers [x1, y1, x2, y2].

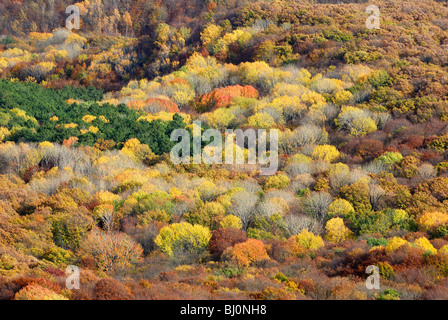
[[311, 145, 340, 162], [302, 192, 332, 225], [326, 199, 355, 218], [154, 222, 212, 262], [335, 106, 377, 136], [339, 181, 372, 215], [209, 227, 247, 257], [80, 229, 143, 272], [225, 239, 270, 268], [287, 229, 324, 255], [324, 217, 353, 243], [229, 190, 259, 230]]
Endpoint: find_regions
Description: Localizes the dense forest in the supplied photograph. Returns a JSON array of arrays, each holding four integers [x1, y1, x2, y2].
[[2, 0, 448, 300]]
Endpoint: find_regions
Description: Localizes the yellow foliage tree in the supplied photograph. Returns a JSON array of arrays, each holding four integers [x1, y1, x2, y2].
[[119, 138, 156, 163], [29, 32, 54, 42], [264, 174, 290, 190], [95, 190, 121, 205], [288, 229, 325, 254], [247, 112, 275, 129], [311, 145, 340, 162], [418, 212, 448, 231], [220, 215, 243, 229], [184, 201, 226, 229], [154, 222, 212, 257], [385, 237, 408, 254], [205, 108, 235, 129], [413, 237, 437, 255], [201, 24, 222, 53], [333, 90, 353, 106], [350, 117, 377, 136], [239, 61, 273, 88], [0, 127, 11, 142], [324, 217, 353, 243], [327, 199, 354, 218], [335, 106, 377, 137]]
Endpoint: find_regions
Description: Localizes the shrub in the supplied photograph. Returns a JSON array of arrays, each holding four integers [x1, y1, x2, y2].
[[93, 278, 133, 300], [377, 262, 394, 280], [14, 284, 67, 300], [367, 237, 389, 248], [375, 288, 400, 300], [216, 266, 244, 278], [42, 247, 73, 264]]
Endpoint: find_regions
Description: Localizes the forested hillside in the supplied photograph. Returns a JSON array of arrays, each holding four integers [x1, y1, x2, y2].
[[2, 0, 448, 300]]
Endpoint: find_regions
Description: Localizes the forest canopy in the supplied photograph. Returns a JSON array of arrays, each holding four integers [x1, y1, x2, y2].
[[2, 0, 448, 301]]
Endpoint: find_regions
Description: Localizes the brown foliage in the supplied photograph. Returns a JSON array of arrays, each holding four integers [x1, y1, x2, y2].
[[341, 138, 384, 162], [93, 278, 134, 300], [329, 245, 388, 278], [209, 228, 247, 258], [0, 276, 61, 300]]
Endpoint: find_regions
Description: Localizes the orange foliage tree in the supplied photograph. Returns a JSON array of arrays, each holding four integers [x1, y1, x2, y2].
[[195, 85, 258, 112], [226, 238, 270, 267]]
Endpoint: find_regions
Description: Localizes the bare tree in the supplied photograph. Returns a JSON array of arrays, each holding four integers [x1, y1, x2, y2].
[[302, 192, 332, 226], [285, 162, 312, 176], [369, 183, 386, 211], [229, 191, 259, 230], [284, 214, 320, 236], [363, 161, 389, 174], [329, 169, 351, 189], [256, 199, 285, 218], [417, 163, 436, 179]]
